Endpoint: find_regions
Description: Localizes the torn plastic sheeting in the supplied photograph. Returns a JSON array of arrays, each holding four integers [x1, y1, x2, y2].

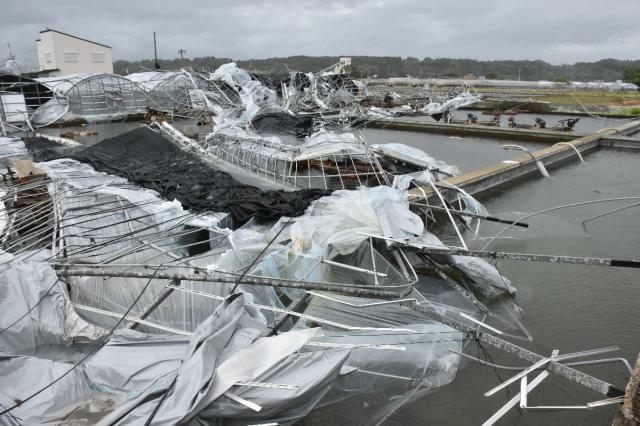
[[0, 294, 332, 425], [205, 186, 422, 305], [450, 255, 517, 295], [290, 186, 424, 259], [0, 287, 460, 425], [293, 294, 462, 422], [180, 327, 321, 423], [0, 252, 108, 354], [94, 294, 322, 425], [211, 124, 284, 145], [0, 354, 103, 426], [198, 349, 349, 424], [415, 229, 516, 295], [211, 63, 278, 126], [29, 96, 69, 126], [421, 92, 481, 115], [292, 133, 370, 160], [209, 186, 425, 302], [371, 143, 460, 176], [84, 330, 190, 392], [92, 305, 348, 425], [45, 293, 260, 425], [205, 228, 296, 323]]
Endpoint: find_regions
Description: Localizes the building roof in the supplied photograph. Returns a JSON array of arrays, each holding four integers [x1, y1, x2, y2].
[[39, 28, 111, 49]]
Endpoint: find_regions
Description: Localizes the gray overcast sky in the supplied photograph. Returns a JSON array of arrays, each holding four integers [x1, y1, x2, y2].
[[2, 0, 639, 66]]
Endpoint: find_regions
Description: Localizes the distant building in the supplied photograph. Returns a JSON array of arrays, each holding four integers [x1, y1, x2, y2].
[[36, 29, 113, 76], [335, 57, 351, 74]]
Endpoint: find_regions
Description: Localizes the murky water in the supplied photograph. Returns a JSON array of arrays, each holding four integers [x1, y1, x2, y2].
[[35, 120, 146, 146], [389, 148, 640, 425], [363, 128, 549, 172]]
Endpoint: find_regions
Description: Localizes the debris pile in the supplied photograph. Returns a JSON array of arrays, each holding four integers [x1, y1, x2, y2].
[[0, 61, 629, 425]]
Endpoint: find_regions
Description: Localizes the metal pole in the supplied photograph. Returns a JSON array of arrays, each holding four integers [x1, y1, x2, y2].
[[364, 233, 640, 269], [405, 301, 624, 398], [55, 268, 402, 299], [409, 202, 529, 228], [153, 32, 160, 70]]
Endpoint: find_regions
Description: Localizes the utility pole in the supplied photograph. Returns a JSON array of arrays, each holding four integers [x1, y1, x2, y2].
[[153, 32, 160, 70], [6, 43, 21, 75], [178, 49, 186, 60], [518, 66, 521, 81]]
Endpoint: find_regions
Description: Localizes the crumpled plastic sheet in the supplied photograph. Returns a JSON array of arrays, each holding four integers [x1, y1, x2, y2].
[[450, 255, 517, 295], [372, 142, 461, 176], [0, 137, 29, 168], [0, 251, 108, 354], [210, 185, 425, 296], [211, 63, 278, 128], [290, 185, 423, 257], [0, 293, 349, 425], [294, 296, 462, 422], [0, 354, 100, 426], [421, 91, 481, 115], [414, 226, 517, 295]]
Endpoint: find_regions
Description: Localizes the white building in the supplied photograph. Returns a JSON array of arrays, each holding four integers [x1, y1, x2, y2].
[[36, 29, 113, 76], [335, 57, 352, 74]]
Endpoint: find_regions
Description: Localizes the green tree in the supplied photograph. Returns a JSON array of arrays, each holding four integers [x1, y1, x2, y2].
[[623, 68, 640, 90], [350, 66, 366, 79]]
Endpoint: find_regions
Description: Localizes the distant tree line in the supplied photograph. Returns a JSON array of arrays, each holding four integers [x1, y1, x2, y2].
[[113, 56, 640, 83]]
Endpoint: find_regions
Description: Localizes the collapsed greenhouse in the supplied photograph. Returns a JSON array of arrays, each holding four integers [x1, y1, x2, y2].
[[0, 60, 481, 135], [0, 126, 521, 424], [0, 60, 635, 425], [36, 73, 149, 124], [0, 68, 248, 131]]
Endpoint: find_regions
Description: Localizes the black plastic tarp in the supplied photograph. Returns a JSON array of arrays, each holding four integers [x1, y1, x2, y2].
[[22, 136, 76, 162], [251, 111, 313, 136], [67, 127, 329, 224]]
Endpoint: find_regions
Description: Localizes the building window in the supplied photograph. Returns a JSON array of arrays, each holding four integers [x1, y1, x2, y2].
[[44, 52, 52, 63], [91, 52, 105, 63], [63, 51, 80, 62]]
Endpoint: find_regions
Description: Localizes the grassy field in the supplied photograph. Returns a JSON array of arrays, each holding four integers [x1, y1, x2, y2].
[[473, 89, 640, 115], [365, 83, 640, 115], [539, 91, 640, 106]]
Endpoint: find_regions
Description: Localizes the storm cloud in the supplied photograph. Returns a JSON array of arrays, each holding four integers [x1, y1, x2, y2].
[[2, 0, 639, 66]]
